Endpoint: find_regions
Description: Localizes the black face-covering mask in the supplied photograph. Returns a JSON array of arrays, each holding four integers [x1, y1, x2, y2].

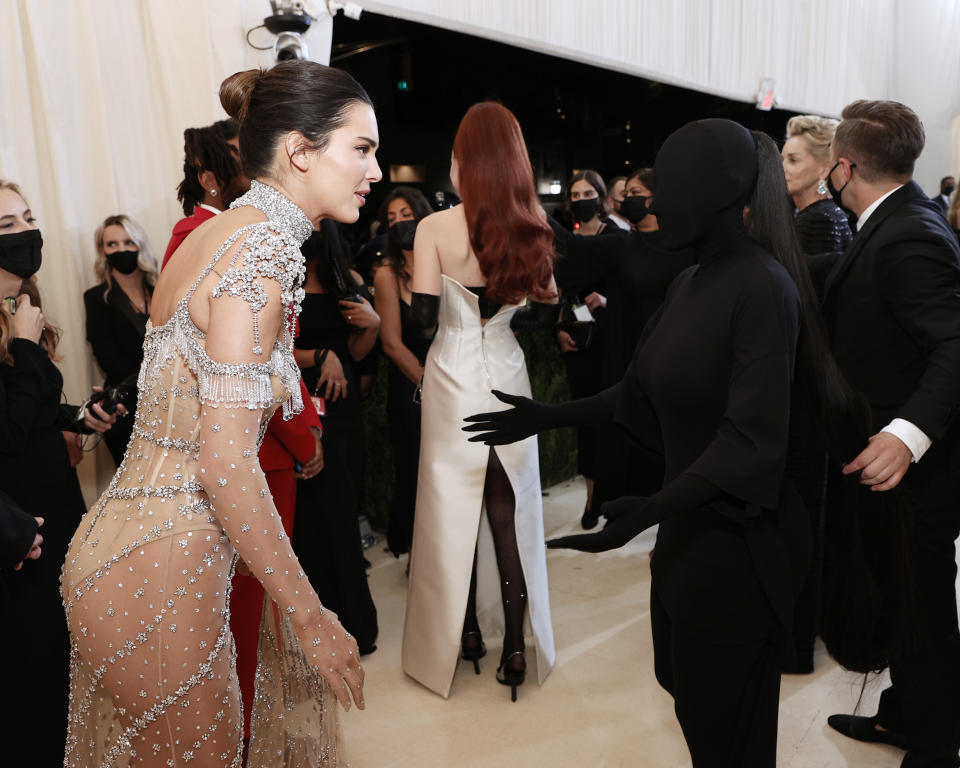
[[388, 219, 419, 251], [826, 162, 855, 210], [620, 196, 650, 224], [570, 198, 600, 223], [944, 185, 956, 198], [0, 229, 43, 278], [106, 249, 140, 275], [651, 119, 759, 251]]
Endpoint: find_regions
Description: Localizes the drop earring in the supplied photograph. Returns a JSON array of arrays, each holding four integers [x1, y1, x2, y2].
[[817, 178, 828, 196]]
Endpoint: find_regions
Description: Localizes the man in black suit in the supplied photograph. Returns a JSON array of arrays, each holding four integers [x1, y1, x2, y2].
[[823, 100, 960, 768], [932, 175, 955, 216]]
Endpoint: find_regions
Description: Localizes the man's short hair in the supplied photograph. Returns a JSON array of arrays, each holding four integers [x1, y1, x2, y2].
[[833, 100, 924, 183]]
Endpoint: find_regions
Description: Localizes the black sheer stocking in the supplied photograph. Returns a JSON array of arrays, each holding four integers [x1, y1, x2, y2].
[[461, 450, 528, 671], [487, 449, 527, 669]]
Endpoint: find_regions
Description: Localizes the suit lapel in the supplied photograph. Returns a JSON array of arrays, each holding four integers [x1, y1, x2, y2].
[[822, 181, 922, 308]]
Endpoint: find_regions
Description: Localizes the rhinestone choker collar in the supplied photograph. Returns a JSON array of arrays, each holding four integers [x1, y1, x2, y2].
[[230, 180, 314, 245]]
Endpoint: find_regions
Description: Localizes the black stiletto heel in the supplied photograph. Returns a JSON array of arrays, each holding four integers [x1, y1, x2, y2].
[[461, 631, 486, 674], [496, 650, 525, 702]]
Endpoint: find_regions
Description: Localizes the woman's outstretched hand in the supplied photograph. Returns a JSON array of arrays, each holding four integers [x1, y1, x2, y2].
[[462, 390, 550, 445], [546, 496, 657, 553]]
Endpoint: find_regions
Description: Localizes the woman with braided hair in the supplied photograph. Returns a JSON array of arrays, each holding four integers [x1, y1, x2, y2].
[[161, 118, 250, 267]]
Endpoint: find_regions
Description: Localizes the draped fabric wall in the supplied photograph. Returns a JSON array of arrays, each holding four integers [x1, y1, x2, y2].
[[0, 0, 332, 499], [363, 0, 960, 189]]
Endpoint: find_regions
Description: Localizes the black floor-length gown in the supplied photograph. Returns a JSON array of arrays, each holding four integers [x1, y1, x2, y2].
[[292, 291, 378, 652], [384, 297, 430, 556]]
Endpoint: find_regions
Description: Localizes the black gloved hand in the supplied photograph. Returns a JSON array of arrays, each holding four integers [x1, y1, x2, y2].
[[546, 474, 721, 554], [462, 390, 554, 445], [546, 496, 655, 553]]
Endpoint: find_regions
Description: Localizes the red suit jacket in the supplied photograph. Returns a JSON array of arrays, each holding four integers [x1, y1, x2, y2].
[[161, 206, 217, 269]]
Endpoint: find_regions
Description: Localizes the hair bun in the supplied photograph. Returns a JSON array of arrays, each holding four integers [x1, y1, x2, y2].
[[219, 69, 262, 123]]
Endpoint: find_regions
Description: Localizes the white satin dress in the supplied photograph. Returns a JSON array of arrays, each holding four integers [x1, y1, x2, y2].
[[402, 275, 556, 698]]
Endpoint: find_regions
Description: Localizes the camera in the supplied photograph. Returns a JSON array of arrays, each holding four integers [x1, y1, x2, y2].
[[264, 1, 312, 61], [86, 376, 138, 416]]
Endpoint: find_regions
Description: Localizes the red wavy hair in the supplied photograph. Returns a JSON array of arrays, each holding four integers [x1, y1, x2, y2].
[[453, 102, 555, 303]]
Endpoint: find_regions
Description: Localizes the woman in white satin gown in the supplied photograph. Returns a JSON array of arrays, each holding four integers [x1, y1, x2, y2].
[[60, 62, 379, 767], [402, 102, 558, 701]]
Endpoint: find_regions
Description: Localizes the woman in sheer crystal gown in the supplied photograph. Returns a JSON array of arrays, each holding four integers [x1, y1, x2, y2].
[[60, 61, 380, 768]]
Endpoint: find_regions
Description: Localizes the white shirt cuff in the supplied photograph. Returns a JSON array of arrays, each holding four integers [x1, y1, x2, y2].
[[881, 418, 932, 463]]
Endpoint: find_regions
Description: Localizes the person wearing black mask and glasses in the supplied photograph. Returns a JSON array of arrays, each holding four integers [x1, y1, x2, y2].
[[464, 122, 913, 766], [549, 167, 696, 528], [83, 214, 160, 466], [373, 186, 433, 557], [0, 180, 121, 767]]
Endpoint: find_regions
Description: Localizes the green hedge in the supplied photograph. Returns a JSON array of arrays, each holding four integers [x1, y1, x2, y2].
[[360, 327, 576, 532]]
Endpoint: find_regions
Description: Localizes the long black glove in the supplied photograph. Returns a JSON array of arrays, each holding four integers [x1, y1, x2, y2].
[[462, 385, 620, 445], [546, 473, 719, 553], [410, 292, 440, 340], [510, 300, 560, 331]]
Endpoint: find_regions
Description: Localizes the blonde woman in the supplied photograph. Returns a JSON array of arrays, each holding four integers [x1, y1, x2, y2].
[[781, 114, 853, 298], [84, 214, 159, 465]]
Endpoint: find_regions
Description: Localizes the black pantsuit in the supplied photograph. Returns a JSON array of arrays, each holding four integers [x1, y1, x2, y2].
[[824, 180, 960, 767]]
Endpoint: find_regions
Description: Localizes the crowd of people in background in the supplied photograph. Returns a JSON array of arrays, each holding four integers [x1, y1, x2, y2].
[[0, 67, 958, 768]]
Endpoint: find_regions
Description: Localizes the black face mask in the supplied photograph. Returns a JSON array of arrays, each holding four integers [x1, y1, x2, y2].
[[0, 229, 43, 278], [943, 185, 955, 198], [106, 249, 140, 275], [826, 162, 855, 209], [570, 198, 600, 223], [388, 219, 418, 251], [652, 119, 758, 251], [620, 196, 650, 224]]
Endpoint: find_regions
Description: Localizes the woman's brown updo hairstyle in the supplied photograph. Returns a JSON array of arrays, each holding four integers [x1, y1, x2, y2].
[[219, 61, 373, 179]]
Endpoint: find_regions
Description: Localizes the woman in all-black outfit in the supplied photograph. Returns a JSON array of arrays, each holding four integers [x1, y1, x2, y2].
[[0, 180, 120, 767], [780, 115, 854, 672], [292, 223, 381, 654], [372, 186, 433, 557], [551, 168, 696, 526], [465, 123, 897, 766], [84, 214, 159, 465]]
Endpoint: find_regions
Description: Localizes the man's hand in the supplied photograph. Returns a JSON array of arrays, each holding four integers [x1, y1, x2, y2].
[[842, 432, 913, 491]]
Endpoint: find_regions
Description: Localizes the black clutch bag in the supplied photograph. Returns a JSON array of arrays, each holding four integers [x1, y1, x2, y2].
[[558, 320, 595, 351]]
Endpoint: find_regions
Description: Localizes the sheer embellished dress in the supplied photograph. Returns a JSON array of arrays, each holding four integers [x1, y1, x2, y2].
[[61, 182, 345, 767]]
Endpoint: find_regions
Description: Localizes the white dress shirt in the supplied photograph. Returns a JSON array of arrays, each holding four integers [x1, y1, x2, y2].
[[607, 210, 631, 230], [856, 184, 932, 463], [197, 203, 222, 215]]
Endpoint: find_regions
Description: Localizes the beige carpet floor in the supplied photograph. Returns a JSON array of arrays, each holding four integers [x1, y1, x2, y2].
[[340, 476, 958, 767]]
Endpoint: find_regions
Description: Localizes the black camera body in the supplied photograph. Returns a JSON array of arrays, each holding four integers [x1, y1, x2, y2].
[[87, 379, 137, 416]]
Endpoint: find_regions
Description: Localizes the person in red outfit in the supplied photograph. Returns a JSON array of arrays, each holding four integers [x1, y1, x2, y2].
[[230, 380, 323, 742], [161, 119, 249, 268]]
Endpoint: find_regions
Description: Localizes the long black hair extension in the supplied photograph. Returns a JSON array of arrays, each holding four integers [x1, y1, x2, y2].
[[747, 130, 914, 673]]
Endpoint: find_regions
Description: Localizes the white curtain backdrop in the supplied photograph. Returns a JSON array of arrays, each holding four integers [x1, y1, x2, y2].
[[0, 0, 332, 499]]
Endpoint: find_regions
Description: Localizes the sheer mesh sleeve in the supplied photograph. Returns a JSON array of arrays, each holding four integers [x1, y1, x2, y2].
[[196, 230, 362, 711]]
